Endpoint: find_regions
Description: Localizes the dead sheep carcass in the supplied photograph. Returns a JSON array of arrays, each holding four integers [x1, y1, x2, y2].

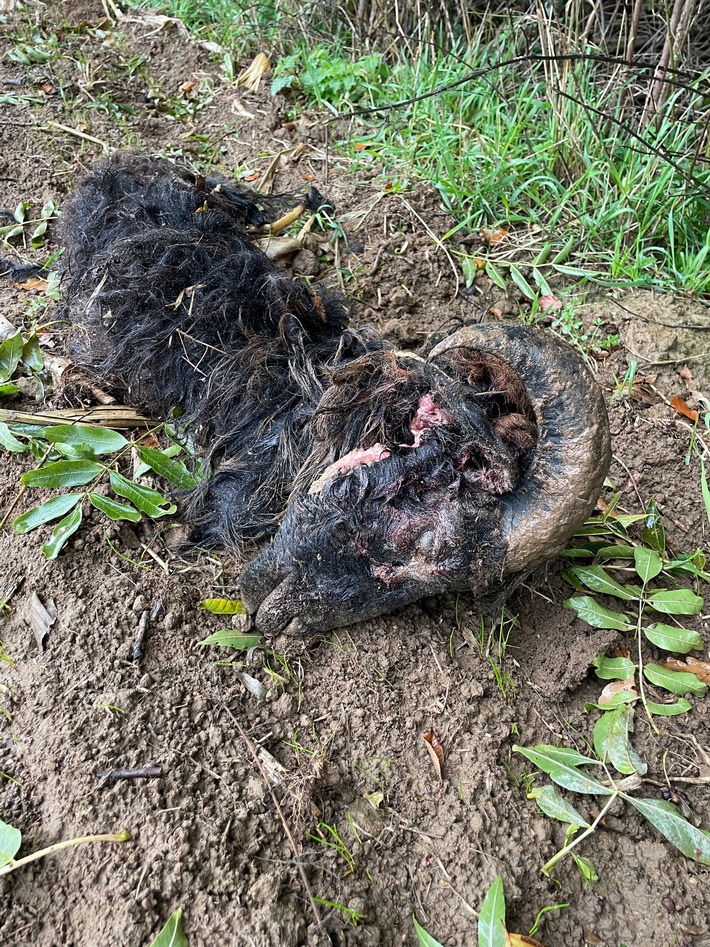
[[58, 153, 611, 634]]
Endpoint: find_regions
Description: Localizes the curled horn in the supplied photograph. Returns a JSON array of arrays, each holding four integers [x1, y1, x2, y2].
[[428, 324, 611, 574]]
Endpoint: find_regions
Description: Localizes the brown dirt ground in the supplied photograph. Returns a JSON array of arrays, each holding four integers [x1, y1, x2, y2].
[[1, 3, 709, 946]]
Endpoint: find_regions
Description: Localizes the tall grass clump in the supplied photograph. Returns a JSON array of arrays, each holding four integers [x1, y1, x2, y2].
[[123, 0, 710, 294]]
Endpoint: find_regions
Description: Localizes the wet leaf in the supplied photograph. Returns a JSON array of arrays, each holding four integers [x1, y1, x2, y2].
[[662, 657, 710, 687], [21, 459, 103, 488], [599, 705, 647, 775], [148, 908, 188, 947], [13, 494, 82, 534], [89, 493, 142, 522], [633, 547, 662, 584], [109, 471, 176, 518], [199, 599, 246, 615], [646, 589, 703, 616], [478, 875, 506, 947], [644, 663, 707, 697], [0, 332, 22, 383], [642, 500, 665, 555], [41, 424, 127, 455], [0, 820, 21, 868], [513, 746, 612, 795], [423, 728, 444, 785], [413, 918, 445, 947], [42, 504, 83, 559], [593, 655, 637, 681], [567, 565, 640, 600], [624, 797, 710, 864], [528, 785, 589, 827], [198, 630, 262, 650], [646, 698, 692, 716], [135, 445, 199, 489], [670, 394, 698, 422], [564, 596, 633, 631], [643, 623, 703, 653]]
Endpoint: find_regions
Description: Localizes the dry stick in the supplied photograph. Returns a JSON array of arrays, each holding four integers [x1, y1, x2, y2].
[[646, 0, 701, 122], [218, 701, 323, 929], [399, 196, 460, 301], [44, 122, 109, 151]]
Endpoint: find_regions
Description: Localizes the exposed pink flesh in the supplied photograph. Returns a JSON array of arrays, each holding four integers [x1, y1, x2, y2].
[[409, 393, 453, 447]]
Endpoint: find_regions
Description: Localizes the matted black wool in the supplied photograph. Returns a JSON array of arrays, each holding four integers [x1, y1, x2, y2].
[[57, 153, 611, 634]]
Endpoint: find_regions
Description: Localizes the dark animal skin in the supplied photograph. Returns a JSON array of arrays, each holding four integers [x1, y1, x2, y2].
[[57, 153, 611, 634]]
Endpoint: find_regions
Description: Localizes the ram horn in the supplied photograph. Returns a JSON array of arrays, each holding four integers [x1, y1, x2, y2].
[[428, 323, 611, 575]]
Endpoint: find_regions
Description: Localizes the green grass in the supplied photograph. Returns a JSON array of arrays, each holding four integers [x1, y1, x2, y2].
[[122, 0, 710, 295]]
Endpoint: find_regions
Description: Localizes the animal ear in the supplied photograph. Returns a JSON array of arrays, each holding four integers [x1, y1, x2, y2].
[[429, 324, 611, 574]]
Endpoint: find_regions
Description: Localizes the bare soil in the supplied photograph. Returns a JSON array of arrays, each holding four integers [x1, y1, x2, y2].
[[1, 3, 709, 946]]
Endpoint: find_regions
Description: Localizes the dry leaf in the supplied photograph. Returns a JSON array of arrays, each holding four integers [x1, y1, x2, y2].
[[423, 728, 444, 786], [243, 172, 261, 182], [13, 276, 48, 292], [539, 294, 563, 312], [354, 143, 368, 152], [28, 593, 57, 651], [489, 306, 504, 319], [179, 80, 197, 93], [505, 932, 545, 947], [481, 227, 509, 246], [670, 394, 699, 422], [663, 657, 710, 686], [614, 645, 630, 658], [599, 676, 637, 704], [678, 365, 693, 382], [237, 53, 271, 91]]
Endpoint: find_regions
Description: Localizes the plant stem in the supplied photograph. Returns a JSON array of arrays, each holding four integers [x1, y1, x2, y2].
[[0, 830, 131, 876], [542, 792, 619, 876]]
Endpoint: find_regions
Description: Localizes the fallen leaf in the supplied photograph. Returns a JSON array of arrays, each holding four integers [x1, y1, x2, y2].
[[13, 277, 48, 292], [354, 143, 368, 152], [489, 306, 504, 319], [663, 657, 710, 686], [27, 592, 57, 651], [40, 82, 56, 96], [237, 52, 271, 91], [539, 294, 563, 312], [364, 790, 383, 810], [505, 932, 545, 947], [300, 172, 315, 181], [670, 394, 698, 422], [423, 728, 444, 786], [179, 79, 197, 93], [243, 172, 261, 182], [614, 645, 630, 658], [599, 676, 637, 704], [678, 365, 693, 381], [481, 227, 509, 246]]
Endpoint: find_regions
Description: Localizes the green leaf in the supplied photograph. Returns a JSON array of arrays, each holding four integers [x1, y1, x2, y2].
[[642, 500, 665, 555], [21, 332, 44, 372], [485, 261, 508, 291], [199, 598, 246, 615], [412, 918, 445, 947], [568, 565, 640, 600], [40, 424, 128, 455], [643, 622, 703, 653], [89, 493, 141, 522], [646, 698, 692, 716], [42, 504, 83, 559], [520, 745, 597, 767], [593, 655, 638, 681], [477, 875, 506, 947], [135, 446, 199, 489], [13, 494, 82, 533], [0, 819, 22, 867], [602, 705, 647, 776], [21, 460, 103, 488], [508, 263, 535, 300], [198, 630, 263, 650], [571, 853, 598, 884], [0, 422, 27, 452], [528, 785, 589, 827], [644, 663, 707, 697], [633, 547, 662, 584], [584, 691, 638, 712], [148, 908, 188, 947], [109, 471, 176, 518], [0, 332, 23, 383], [624, 797, 710, 865], [0, 383, 20, 397], [564, 596, 633, 631], [512, 745, 612, 795], [701, 460, 710, 527], [646, 589, 704, 616]]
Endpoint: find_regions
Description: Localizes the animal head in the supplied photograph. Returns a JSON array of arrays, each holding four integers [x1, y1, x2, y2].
[[240, 324, 610, 633]]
